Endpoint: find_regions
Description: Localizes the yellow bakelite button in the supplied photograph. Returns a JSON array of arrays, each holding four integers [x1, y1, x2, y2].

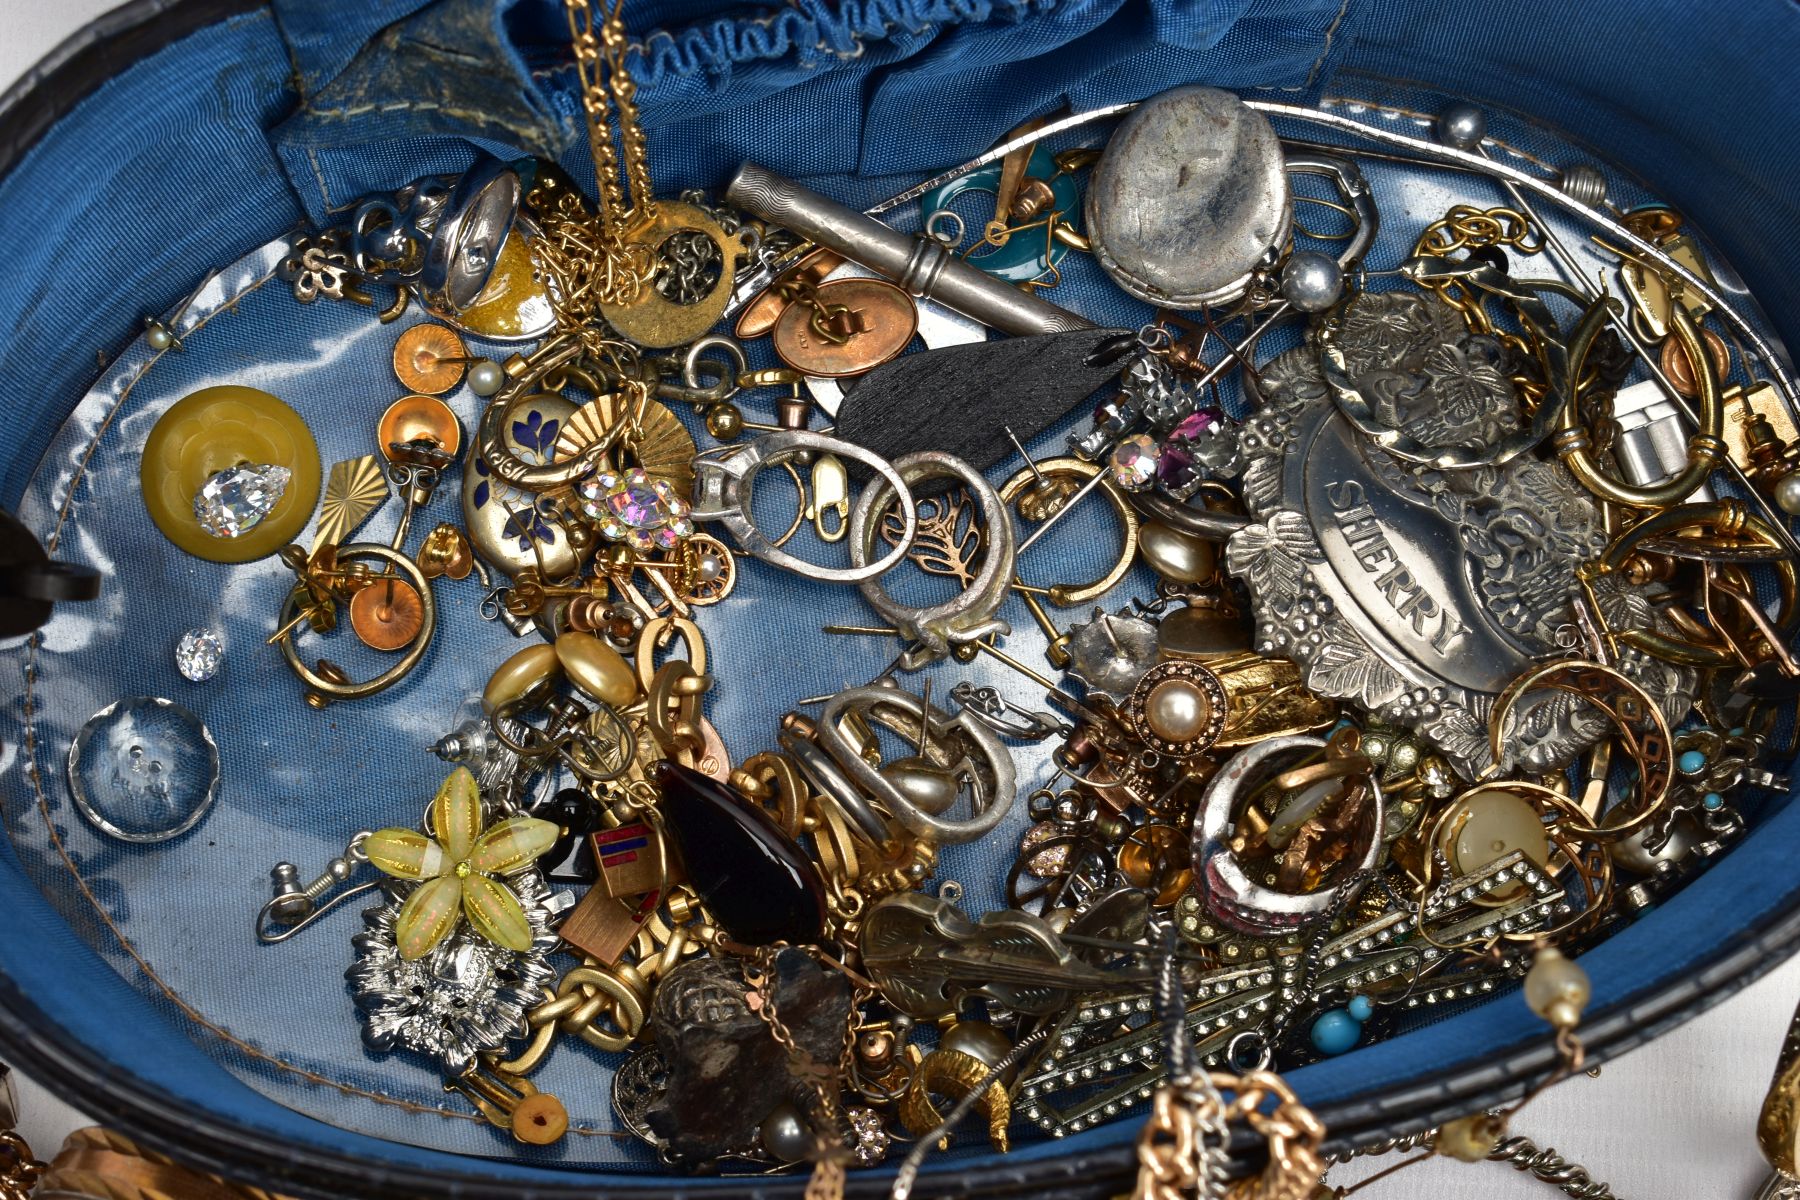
[[140, 385, 321, 562]]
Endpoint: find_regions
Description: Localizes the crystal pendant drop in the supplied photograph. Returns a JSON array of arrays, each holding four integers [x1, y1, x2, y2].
[[193, 463, 291, 538]]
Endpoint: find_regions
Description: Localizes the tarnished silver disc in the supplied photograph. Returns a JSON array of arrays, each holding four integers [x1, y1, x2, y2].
[[1086, 85, 1290, 307]]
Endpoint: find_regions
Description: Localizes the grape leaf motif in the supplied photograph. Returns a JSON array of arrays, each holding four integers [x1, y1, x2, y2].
[[1225, 510, 1322, 607], [1306, 642, 1403, 709]]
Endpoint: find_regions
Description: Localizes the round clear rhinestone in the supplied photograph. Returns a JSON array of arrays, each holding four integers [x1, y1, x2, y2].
[[174, 629, 224, 682]]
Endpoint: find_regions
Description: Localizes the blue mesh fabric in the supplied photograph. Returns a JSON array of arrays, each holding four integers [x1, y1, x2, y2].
[[2, 0, 1800, 1190]]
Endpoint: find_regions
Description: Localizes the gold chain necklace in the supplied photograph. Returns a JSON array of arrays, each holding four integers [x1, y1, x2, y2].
[[530, 0, 749, 349]]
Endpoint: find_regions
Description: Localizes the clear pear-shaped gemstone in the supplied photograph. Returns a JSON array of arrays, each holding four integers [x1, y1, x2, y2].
[[193, 463, 291, 538]]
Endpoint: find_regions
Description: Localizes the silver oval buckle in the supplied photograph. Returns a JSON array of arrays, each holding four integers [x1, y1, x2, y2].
[[691, 431, 918, 584]]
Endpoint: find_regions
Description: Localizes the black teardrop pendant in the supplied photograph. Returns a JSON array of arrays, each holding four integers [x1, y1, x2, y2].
[[653, 760, 826, 945]]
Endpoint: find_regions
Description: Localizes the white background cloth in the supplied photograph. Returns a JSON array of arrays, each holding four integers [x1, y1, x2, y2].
[[0, 3, 1795, 1196]]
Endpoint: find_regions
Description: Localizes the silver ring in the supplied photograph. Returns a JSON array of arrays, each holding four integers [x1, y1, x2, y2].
[[420, 154, 521, 315], [1192, 735, 1384, 936], [847, 450, 1015, 668]]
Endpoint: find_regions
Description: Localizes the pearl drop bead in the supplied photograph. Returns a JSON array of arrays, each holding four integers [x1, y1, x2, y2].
[[1436, 102, 1488, 151], [1279, 250, 1344, 312], [468, 360, 504, 397], [1523, 945, 1590, 1029], [1144, 677, 1213, 743], [1435, 1113, 1505, 1162], [1139, 521, 1215, 583], [1775, 471, 1800, 516], [146, 325, 173, 350]]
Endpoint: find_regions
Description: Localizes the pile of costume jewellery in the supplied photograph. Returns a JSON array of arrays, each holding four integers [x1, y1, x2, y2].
[[87, 0, 1800, 1190]]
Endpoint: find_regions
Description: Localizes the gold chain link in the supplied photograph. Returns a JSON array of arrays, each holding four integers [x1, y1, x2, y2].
[[531, 0, 661, 327], [1409, 204, 1551, 403]]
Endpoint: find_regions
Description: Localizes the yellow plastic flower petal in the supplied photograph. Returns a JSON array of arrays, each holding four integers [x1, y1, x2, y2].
[[462, 874, 535, 952], [468, 815, 560, 877], [394, 875, 462, 960], [365, 828, 450, 880], [432, 766, 483, 862]]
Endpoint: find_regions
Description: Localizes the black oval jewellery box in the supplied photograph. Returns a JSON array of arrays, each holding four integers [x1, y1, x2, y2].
[[2, 1, 1800, 1197]]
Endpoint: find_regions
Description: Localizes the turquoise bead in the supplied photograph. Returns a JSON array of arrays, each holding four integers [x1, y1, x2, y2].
[[1703, 792, 1724, 811], [1310, 1009, 1362, 1055], [1348, 994, 1375, 1022], [1678, 750, 1707, 775]]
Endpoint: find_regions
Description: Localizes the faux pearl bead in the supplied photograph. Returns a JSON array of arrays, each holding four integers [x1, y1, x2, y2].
[[1609, 813, 1697, 875], [146, 325, 173, 350], [880, 758, 960, 816], [1436, 102, 1488, 151], [1279, 250, 1344, 312], [940, 1019, 1013, 1067], [482, 642, 562, 714], [759, 1101, 813, 1163], [1139, 521, 1216, 583], [1144, 677, 1213, 743], [468, 360, 504, 397], [1775, 472, 1800, 516], [1523, 945, 1590, 1029]]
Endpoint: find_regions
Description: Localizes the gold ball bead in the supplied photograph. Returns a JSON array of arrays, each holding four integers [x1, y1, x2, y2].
[[705, 404, 744, 440]]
